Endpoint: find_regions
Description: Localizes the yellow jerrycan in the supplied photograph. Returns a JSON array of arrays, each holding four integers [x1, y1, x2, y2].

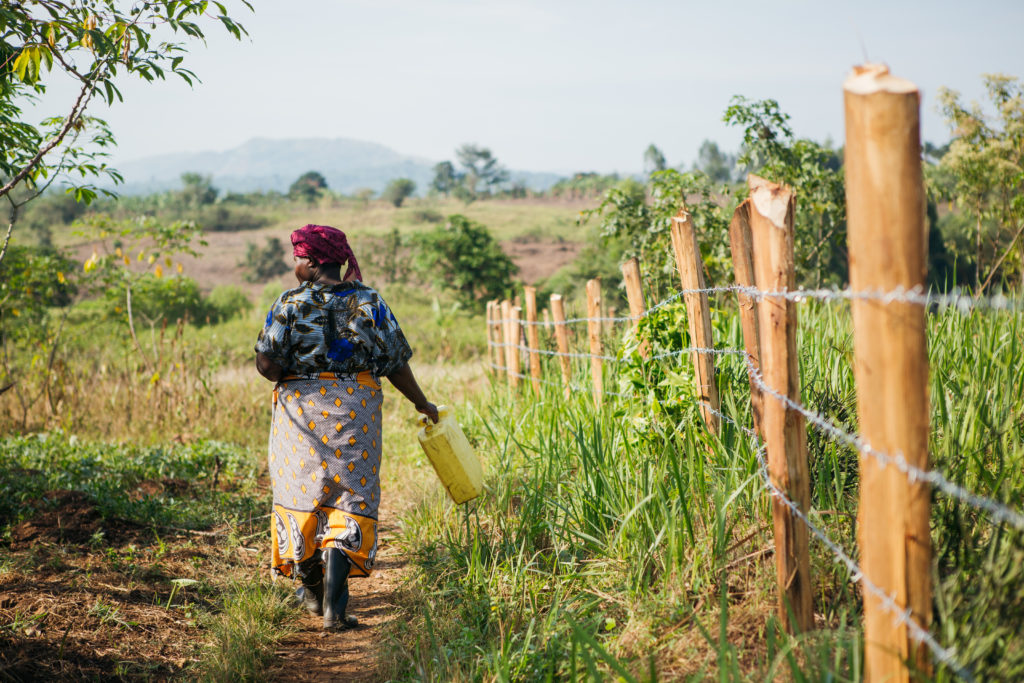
[[417, 405, 483, 504]]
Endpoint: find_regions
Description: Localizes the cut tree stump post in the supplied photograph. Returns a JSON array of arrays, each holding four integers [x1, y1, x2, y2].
[[748, 173, 814, 634], [621, 257, 648, 357], [586, 278, 603, 408], [845, 63, 932, 682], [670, 207, 720, 433], [500, 299, 516, 388], [550, 294, 571, 399], [729, 200, 764, 437], [510, 305, 522, 387], [485, 300, 495, 375], [491, 300, 505, 375], [524, 286, 542, 396]]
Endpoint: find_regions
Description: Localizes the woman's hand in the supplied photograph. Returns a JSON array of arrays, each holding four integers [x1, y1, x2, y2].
[[416, 401, 439, 424]]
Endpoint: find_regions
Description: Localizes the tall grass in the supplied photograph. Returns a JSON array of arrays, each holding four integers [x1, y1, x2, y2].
[[384, 301, 1024, 681], [196, 580, 297, 683]]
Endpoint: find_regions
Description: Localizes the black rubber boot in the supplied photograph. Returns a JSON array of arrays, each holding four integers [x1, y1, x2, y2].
[[322, 547, 358, 630], [295, 553, 324, 616]]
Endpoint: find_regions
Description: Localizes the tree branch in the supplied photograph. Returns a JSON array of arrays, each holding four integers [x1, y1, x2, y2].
[[0, 201, 19, 265], [0, 78, 95, 202], [978, 220, 1024, 294]]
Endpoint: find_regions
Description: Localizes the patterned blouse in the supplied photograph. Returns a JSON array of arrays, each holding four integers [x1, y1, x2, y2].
[[255, 281, 413, 378]]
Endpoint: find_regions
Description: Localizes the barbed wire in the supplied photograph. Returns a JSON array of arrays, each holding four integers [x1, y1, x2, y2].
[[697, 400, 973, 681], [489, 312, 1024, 532], [743, 356, 1024, 533], [490, 285, 1023, 329], [487, 339, 749, 364], [489, 338, 1011, 676]]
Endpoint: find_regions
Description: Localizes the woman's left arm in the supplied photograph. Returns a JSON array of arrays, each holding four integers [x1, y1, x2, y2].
[[386, 362, 438, 423]]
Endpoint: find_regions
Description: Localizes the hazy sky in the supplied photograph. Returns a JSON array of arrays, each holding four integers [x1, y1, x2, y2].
[[37, 0, 1024, 175]]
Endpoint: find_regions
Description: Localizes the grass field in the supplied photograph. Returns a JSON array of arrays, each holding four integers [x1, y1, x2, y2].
[[2, 195, 1023, 681]]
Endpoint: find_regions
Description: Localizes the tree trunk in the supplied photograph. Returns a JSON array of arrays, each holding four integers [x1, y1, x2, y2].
[[976, 211, 982, 291]]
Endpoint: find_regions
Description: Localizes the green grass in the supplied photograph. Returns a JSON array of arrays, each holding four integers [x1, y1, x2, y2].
[[0, 435, 266, 532], [196, 579, 297, 682], [382, 300, 1024, 681]]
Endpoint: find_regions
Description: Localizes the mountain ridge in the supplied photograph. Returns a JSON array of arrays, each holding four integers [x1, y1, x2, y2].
[[111, 137, 563, 196]]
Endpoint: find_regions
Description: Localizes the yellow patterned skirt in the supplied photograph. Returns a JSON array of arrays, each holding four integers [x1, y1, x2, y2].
[[268, 371, 383, 578]]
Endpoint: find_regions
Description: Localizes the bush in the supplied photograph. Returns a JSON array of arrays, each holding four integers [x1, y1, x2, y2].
[[104, 274, 208, 326], [382, 178, 416, 208], [0, 246, 78, 340], [413, 214, 517, 308], [206, 285, 252, 323], [196, 205, 270, 232], [240, 237, 290, 282], [410, 209, 444, 223]]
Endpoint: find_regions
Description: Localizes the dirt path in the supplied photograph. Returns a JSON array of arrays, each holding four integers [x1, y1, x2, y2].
[[267, 507, 409, 682]]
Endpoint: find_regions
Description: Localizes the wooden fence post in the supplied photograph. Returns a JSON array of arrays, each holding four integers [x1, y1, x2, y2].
[[729, 201, 764, 437], [509, 305, 522, 388], [844, 64, 932, 682], [670, 207, 720, 433], [747, 174, 814, 634], [621, 257, 648, 357], [500, 299, 516, 388], [542, 308, 551, 328], [585, 278, 603, 408], [491, 300, 505, 375], [524, 286, 542, 396], [485, 300, 495, 375], [550, 294, 571, 399]]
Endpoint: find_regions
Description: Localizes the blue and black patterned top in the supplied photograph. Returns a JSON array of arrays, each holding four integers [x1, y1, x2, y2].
[[255, 281, 413, 378]]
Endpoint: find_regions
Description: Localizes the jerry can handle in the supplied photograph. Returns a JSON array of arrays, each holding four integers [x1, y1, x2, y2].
[[418, 404, 450, 430]]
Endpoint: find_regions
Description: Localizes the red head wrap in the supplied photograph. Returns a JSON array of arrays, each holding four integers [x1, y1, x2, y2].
[[290, 224, 362, 282]]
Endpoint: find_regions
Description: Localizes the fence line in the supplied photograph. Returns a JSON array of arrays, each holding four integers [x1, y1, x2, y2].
[[489, 321, 1013, 678], [485, 284, 1017, 679], [480, 65, 1024, 681], [697, 400, 972, 680], [742, 355, 1024, 533], [487, 330, 1024, 535], [491, 285, 1023, 329]]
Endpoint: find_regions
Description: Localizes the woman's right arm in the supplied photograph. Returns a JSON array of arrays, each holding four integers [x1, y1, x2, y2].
[[254, 295, 291, 382]]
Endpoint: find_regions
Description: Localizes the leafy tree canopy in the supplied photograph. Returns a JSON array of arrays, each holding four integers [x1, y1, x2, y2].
[[724, 96, 847, 286], [934, 74, 1024, 290], [413, 214, 517, 308], [0, 0, 251, 263], [179, 172, 218, 208], [289, 170, 328, 202], [430, 161, 459, 196], [240, 237, 290, 282], [694, 140, 736, 183], [644, 144, 666, 175], [382, 178, 416, 208]]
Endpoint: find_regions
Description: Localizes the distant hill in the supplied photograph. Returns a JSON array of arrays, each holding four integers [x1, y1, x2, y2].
[[111, 138, 564, 196]]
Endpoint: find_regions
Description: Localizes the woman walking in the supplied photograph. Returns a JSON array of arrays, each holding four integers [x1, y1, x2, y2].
[[254, 224, 437, 629]]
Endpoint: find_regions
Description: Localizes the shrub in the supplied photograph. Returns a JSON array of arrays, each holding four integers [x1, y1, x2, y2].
[[382, 178, 416, 208], [105, 274, 208, 326], [240, 237, 290, 282], [413, 214, 517, 308], [207, 285, 252, 323]]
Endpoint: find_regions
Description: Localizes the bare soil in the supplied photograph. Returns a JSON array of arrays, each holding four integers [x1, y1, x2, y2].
[[0, 489, 242, 680], [1, 486, 414, 681], [69, 227, 582, 303], [501, 236, 581, 285]]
